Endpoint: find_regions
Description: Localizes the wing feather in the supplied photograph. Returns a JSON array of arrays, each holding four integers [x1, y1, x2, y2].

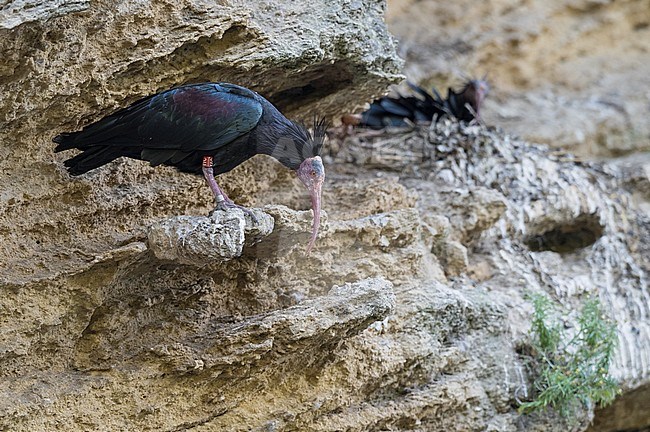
[[57, 83, 263, 157], [135, 83, 263, 153]]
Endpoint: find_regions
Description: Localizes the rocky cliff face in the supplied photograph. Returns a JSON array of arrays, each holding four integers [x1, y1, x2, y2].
[[0, 0, 402, 284], [1, 0, 649, 431], [385, 0, 650, 157]]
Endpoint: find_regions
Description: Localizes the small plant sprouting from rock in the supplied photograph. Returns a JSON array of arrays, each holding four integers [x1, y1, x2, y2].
[[519, 295, 620, 416]]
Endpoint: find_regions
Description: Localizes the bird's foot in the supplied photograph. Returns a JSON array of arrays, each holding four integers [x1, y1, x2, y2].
[[210, 200, 259, 224]]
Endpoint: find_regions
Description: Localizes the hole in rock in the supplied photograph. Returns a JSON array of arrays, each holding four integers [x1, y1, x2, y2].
[[524, 214, 604, 253]]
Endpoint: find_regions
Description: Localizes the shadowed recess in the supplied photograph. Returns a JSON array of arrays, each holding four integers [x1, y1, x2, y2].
[[524, 214, 604, 253], [268, 62, 353, 113]]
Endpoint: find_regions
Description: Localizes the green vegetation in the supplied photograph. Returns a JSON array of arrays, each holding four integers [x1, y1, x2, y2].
[[519, 295, 620, 416]]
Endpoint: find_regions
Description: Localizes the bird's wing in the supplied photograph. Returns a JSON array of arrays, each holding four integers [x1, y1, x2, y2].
[[135, 83, 264, 152], [378, 98, 412, 117], [64, 83, 263, 154], [430, 86, 445, 105], [407, 82, 435, 105], [360, 104, 388, 128]]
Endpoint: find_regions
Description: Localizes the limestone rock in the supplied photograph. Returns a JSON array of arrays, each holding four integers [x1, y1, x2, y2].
[[0, 0, 402, 284], [2, 278, 397, 431], [337, 120, 650, 429], [422, 214, 452, 238], [5, 115, 648, 430], [147, 208, 274, 265], [257, 204, 330, 255], [2, 0, 649, 430], [439, 240, 469, 277], [335, 208, 421, 251], [611, 152, 650, 207], [433, 187, 508, 245], [587, 383, 650, 432], [384, 0, 650, 156], [0, 0, 89, 29], [151, 277, 396, 376], [324, 177, 419, 220]]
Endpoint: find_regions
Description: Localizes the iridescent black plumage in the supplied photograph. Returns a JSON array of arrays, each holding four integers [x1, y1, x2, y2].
[[53, 82, 324, 176], [358, 79, 489, 129], [53, 82, 329, 251]]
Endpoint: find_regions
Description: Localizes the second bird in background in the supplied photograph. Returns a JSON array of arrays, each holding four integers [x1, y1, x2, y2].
[[346, 79, 489, 129]]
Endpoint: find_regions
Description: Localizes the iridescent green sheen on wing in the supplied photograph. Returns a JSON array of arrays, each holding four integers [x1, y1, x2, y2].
[[137, 83, 263, 152], [53, 83, 264, 175]]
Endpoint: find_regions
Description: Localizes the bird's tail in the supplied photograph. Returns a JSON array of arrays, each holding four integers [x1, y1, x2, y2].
[[53, 132, 80, 152], [53, 131, 118, 176], [60, 145, 121, 176], [53, 122, 141, 175]]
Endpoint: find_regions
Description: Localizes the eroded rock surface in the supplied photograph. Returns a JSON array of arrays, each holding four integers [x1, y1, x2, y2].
[[2, 277, 396, 431], [1, 1, 649, 431], [333, 120, 650, 430], [4, 114, 648, 430], [384, 0, 650, 157], [148, 208, 274, 265], [0, 0, 402, 284]]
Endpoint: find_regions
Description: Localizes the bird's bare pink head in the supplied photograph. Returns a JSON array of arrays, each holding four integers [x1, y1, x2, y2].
[[297, 155, 325, 253], [277, 117, 328, 253], [466, 79, 490, 115]]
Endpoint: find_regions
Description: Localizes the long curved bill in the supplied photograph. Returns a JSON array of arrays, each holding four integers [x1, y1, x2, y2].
[[306, 179, 322, 254]]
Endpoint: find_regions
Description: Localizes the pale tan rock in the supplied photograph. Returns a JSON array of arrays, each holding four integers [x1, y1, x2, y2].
[[151, 277, 396, 374], [6, 115, 647, 431], [434, 187, 508, 244], [467, 257, 495, 282], [611, 152, 650, 204], [324, 177, 419, 220], [384, 0, 650, 157], [587, 384, 650, 432], [147, 208, 274, 265], [2, 0, 649, 430], [338, 121, 650, 431], [0, 0, 89, 29], [0, 0, 402, 284], [440, 239, 469, 277]]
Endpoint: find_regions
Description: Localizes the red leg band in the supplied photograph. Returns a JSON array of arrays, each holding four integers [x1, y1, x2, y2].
[[202, 156, 213, 168]]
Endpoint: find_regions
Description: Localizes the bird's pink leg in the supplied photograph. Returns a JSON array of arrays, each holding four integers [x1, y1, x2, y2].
[[202, 156, 228, 205], [202, 156, 257, 221]]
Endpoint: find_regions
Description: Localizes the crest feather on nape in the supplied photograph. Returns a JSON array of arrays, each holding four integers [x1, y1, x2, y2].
[[287, 117, 329, 160], [311, 116, 329, 157]]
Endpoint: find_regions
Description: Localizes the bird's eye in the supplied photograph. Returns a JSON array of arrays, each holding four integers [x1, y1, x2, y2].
[[310, 170, 316, 177]]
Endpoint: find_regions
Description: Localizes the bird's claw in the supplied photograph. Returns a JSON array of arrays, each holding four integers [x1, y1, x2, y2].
[[211, 201, 259, 224]]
